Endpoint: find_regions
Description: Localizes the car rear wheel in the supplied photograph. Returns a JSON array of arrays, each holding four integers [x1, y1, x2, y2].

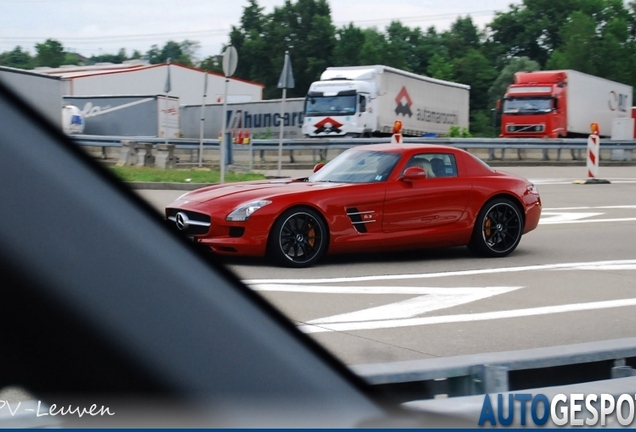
[[468, 198, 523, 257], [268, 207, 328, 268]]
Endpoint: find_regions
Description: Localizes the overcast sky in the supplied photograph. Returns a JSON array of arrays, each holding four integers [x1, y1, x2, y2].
[[2, 0, 522, 61]]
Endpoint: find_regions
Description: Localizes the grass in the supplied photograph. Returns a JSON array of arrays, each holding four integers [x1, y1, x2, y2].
[[109, 166, 267, 183]]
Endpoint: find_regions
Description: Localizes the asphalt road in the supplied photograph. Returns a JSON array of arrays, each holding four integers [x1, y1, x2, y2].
[[138, 165, 636, 367]]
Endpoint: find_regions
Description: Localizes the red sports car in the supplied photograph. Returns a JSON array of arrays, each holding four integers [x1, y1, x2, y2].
[[166, 143, 541, 267]]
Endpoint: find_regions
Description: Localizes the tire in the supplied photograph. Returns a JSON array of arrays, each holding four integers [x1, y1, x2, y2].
[[268, 207, 328, 268], [468, 198, 523, 257]]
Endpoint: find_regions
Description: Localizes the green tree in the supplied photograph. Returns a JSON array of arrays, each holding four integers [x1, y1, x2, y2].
[[488, 0, 583, 67], [545, 11, 599, 74], [442, 16, 482, 59], [488, 56, 540, 104], [358, 28, 390, 65], [384, 21, 416, 71], [332, 24, 365, 66], [452, 49, 497, 135], [35, 39, 65, 68], [0, 46, 34, 69], [145, 40, 199, 65], [199, 55, 223, 74], [426, 53, 454, 81], [88, 48, 129, 65], [411, 27, 450, 76]]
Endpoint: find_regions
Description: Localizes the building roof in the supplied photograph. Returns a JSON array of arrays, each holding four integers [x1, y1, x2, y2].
[[37, 60, 263, 88]]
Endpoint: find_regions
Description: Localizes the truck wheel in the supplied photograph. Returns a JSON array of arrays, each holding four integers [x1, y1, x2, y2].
[[268, 207, 328, 268], [468, 198, 523, 257]]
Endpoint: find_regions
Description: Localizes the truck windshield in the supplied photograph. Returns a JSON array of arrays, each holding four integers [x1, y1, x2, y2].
[[305, 95, 357, 116], [503, 97, 553, 114]]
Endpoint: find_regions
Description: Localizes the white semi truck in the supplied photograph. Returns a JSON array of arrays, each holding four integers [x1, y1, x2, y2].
[[302, 65, 470, 138]]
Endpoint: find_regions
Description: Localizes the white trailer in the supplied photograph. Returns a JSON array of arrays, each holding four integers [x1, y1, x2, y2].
[[0, 65, 65, 128], [180, 98, 305, 140], [302, 65, 470, 138], [563, 70, 632, 136], [63, 95, 180, 138]]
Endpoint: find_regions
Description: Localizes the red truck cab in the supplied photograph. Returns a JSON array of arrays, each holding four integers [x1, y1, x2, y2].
[[500, 71, 567, 139]]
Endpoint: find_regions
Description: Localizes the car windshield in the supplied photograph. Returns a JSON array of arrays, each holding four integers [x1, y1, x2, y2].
[[503, 97, 553, 114], [308, 149, 401, 183], [305, 95, 357, 116]]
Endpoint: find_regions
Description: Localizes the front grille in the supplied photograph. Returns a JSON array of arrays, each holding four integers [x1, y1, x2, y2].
[[166, 208, 211, 235], [506, 124, 545, 133]]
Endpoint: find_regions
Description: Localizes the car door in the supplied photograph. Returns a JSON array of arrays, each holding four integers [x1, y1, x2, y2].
[[382, 153, 472, 232]]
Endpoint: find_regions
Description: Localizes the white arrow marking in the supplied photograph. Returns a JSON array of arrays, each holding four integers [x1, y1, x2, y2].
[[544, 205, 636, 211], [252, 284, 517, 295], [244, 259, 636, 285], [304, 286, 522, 324], [539, 212, 603, 224], [299, 298, 636, 334]]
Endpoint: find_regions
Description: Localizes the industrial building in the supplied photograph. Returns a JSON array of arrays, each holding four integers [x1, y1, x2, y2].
[[37, 60, 264, 105], [1, 61, 264, 137]]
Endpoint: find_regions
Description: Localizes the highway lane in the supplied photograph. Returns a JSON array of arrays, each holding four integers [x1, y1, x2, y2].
[[138, 165, 636, 366]]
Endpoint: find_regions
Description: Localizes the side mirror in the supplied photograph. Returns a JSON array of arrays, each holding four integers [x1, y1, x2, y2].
[[313, 162, 325, 173], [401, 166, 427, 181]]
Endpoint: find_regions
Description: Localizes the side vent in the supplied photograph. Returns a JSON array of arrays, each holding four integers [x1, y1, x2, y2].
[[346, 207, 375, 233]]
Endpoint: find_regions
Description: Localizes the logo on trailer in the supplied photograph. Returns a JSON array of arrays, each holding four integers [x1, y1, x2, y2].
[[609, 91, 629, 113], [395, 86, 413, 117], [313, 117, 343, 134]]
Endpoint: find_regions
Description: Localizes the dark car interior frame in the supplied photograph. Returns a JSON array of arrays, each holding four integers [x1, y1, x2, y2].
[[0, 79, 470, 427]]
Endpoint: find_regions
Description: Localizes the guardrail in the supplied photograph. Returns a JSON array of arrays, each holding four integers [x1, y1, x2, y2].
[[69, 135, 636, 166], [352, 337, 636, 403]]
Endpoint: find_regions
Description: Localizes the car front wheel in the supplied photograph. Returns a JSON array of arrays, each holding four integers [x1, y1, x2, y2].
[[468, 198, 523, 257], [268, 207, 328, 268]]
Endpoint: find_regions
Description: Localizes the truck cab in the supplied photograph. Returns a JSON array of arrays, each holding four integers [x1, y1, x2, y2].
[[500, 71, 567, 139], [302, 70, 377, 138]]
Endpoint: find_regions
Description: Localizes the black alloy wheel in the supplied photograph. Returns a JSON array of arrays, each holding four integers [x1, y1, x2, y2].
[[269, 207, 328, 268], [468, 198, 523, 257]]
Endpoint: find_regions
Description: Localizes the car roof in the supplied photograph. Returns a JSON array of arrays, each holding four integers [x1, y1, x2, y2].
[[353, 143, 463, 154]]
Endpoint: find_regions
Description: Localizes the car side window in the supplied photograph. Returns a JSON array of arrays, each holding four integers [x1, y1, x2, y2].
[[404, 154, 458, 178]]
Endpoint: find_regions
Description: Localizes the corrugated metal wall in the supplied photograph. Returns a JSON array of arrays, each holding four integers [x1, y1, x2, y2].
[[66, 64, 263, 105]]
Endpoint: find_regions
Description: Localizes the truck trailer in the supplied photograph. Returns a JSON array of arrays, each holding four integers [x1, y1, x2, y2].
[[301, 65, 470, 138], [63, 94, 180, 138], [180, 98, 305, 140], [500, 70, 633, 138]]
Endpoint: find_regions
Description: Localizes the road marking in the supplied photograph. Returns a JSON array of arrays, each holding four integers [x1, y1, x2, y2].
[[298, 297, 636, 334], [244, 259, 636, 285], [305, 286, 522, 324], [253, 284, 522, 323], [541, 217, 636, 225], [246, 260, 636, 333], [539, 212, 603, 224], [544, 205, 636, 211], [531, 179, 636, 185], [252, 284, 518, 295]]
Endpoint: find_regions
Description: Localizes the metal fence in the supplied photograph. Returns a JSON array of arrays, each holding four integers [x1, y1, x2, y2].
[[352, 337, 636, 402], [70, 135, 636, 167]]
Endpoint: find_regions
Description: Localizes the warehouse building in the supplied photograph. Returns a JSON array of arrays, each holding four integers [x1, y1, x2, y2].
[[37, 60, 264, 105]]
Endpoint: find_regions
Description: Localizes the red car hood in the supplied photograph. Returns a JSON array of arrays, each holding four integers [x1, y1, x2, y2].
[[176, 178, 344, 204]]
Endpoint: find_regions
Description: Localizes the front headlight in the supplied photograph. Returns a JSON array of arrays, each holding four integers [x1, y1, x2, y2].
[[226, 200, 272, 221], [526, 184, 539, 195]]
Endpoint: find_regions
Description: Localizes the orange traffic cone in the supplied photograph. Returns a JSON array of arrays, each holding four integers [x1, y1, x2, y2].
[[243, 130, 251, 144], [237, 130, 244, 144], [231, 129, 237, 143]]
